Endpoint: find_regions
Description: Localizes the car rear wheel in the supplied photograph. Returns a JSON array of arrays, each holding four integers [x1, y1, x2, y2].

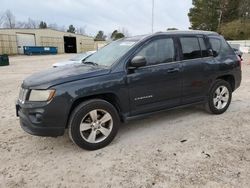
[[68, 99, 120, 150], [205, 79, 232, 114]]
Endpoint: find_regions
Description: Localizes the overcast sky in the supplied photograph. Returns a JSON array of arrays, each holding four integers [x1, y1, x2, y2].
[[1, 0, 192, 36]]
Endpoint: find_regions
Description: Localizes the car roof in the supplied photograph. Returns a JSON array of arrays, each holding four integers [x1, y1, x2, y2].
[[155, 30, 218, 36], [124, 30, 219, 42]]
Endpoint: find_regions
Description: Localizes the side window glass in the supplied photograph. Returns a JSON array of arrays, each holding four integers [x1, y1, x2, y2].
[[136, 38, 175, 65], [209, 38, 221, 57], [220, 38, 234, 56], [198, 37, 209, 57], [180, 37, 202, 60]]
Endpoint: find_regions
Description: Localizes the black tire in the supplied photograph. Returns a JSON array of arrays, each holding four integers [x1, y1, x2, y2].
[[205, 79, 232, 114], [68, 99, 120, 150]]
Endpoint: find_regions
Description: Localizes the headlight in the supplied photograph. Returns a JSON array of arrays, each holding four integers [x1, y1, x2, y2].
[[28, 89, 56, 102]]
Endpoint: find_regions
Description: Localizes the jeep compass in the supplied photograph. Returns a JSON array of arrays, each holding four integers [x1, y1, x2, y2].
[[16, 31, 242, 150]]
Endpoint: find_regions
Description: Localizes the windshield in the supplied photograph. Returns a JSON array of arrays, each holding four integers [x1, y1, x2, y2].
[[83, 40, 137, 66], [70, 52, 92, 61]]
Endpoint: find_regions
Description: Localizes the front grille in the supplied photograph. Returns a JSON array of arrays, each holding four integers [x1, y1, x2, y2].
[[19, 88, 28, 104]]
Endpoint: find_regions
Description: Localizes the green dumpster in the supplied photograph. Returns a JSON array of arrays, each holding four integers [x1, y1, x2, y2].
[[0, 54, 9, 66]]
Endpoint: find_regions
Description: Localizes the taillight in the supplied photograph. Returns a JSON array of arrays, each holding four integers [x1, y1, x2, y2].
[[237, 55, 242, 68]]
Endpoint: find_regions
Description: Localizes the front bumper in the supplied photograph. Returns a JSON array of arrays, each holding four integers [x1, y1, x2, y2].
[[16, 102, 65, 137]]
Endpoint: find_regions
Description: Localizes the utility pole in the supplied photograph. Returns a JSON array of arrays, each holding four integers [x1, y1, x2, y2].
[[152, 0, 154, 33], [218, 10, 222, 30]]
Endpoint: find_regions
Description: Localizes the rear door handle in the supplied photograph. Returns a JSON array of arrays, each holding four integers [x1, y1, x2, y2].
[[167, 68, 179, 73]]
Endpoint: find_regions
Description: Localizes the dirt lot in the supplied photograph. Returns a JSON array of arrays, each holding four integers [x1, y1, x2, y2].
[[0, 54, 250, 188]]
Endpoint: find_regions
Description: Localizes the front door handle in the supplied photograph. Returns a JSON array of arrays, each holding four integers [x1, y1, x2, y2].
[[167, 68, 179, 73]]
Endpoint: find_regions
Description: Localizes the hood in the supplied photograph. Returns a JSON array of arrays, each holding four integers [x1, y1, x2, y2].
[[53, 60, 80, 67], [22, 64, 110, 89]]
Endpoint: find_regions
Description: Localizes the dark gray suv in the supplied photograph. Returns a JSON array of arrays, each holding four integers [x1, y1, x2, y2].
[[16, 30, 242, 150]]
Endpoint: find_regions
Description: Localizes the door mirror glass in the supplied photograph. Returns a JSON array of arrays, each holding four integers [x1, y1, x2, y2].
[[130, 56, 147, 68], [208, 49, 214, 57]]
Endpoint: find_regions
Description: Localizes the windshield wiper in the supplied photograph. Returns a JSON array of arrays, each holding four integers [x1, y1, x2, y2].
[[82, 61, 99, 66]]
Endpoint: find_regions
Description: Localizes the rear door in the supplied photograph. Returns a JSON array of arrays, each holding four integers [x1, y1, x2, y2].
[[126, 36, 182, 116], [179, 35, 215, 104]]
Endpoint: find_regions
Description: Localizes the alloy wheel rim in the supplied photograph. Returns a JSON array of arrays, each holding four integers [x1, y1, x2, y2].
[[79, 109, 113, 143], [213, 86, 229, 110]]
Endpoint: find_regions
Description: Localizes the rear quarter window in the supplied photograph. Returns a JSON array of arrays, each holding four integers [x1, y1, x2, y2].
[[209, 37, 234, 57]]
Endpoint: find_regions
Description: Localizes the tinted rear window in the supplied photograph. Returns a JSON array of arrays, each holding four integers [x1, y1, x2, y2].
[[180, 37, 202, 60]]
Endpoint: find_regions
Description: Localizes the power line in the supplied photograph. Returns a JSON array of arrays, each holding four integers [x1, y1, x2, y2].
[[151, 0, 154, 33]]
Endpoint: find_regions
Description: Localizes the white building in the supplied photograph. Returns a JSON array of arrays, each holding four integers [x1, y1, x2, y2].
[[0, 28, 96, 55]]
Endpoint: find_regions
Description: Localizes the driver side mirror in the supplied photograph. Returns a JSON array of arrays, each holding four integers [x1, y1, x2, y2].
[[208, 49, 214, 57], [129, 56, 147, 68]]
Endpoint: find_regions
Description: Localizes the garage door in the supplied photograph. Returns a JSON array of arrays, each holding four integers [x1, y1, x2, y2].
[[16, 33, 35, 54]]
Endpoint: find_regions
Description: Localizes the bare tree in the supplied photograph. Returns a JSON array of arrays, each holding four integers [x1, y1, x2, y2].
[[16, 21, 27, 28], [48, 23, 59, 30], [27, 18, 38, 28], [48, 23, 66, 32], [0, 12, 4, 27], [57, 25, 66, 32], [3, 10, 16, 28], [76, 26, 86, 35], [15, 19, 37, 28], [120, 27, 130, 37]]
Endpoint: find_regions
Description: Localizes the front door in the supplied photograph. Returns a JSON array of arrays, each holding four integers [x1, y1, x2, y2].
[[126, 37, 182, 116]]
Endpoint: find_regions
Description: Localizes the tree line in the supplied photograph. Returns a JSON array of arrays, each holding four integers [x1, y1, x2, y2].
[[0, 10, 128, 41], [0, 10, 87, 35], [188, 0, 250, 40]]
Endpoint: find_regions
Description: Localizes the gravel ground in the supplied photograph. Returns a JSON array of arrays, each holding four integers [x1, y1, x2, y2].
[[0, 54, 250, 188]]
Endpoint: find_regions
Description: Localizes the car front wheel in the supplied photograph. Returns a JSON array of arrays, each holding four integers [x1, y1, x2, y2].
[[68, 99, 120, 150]]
